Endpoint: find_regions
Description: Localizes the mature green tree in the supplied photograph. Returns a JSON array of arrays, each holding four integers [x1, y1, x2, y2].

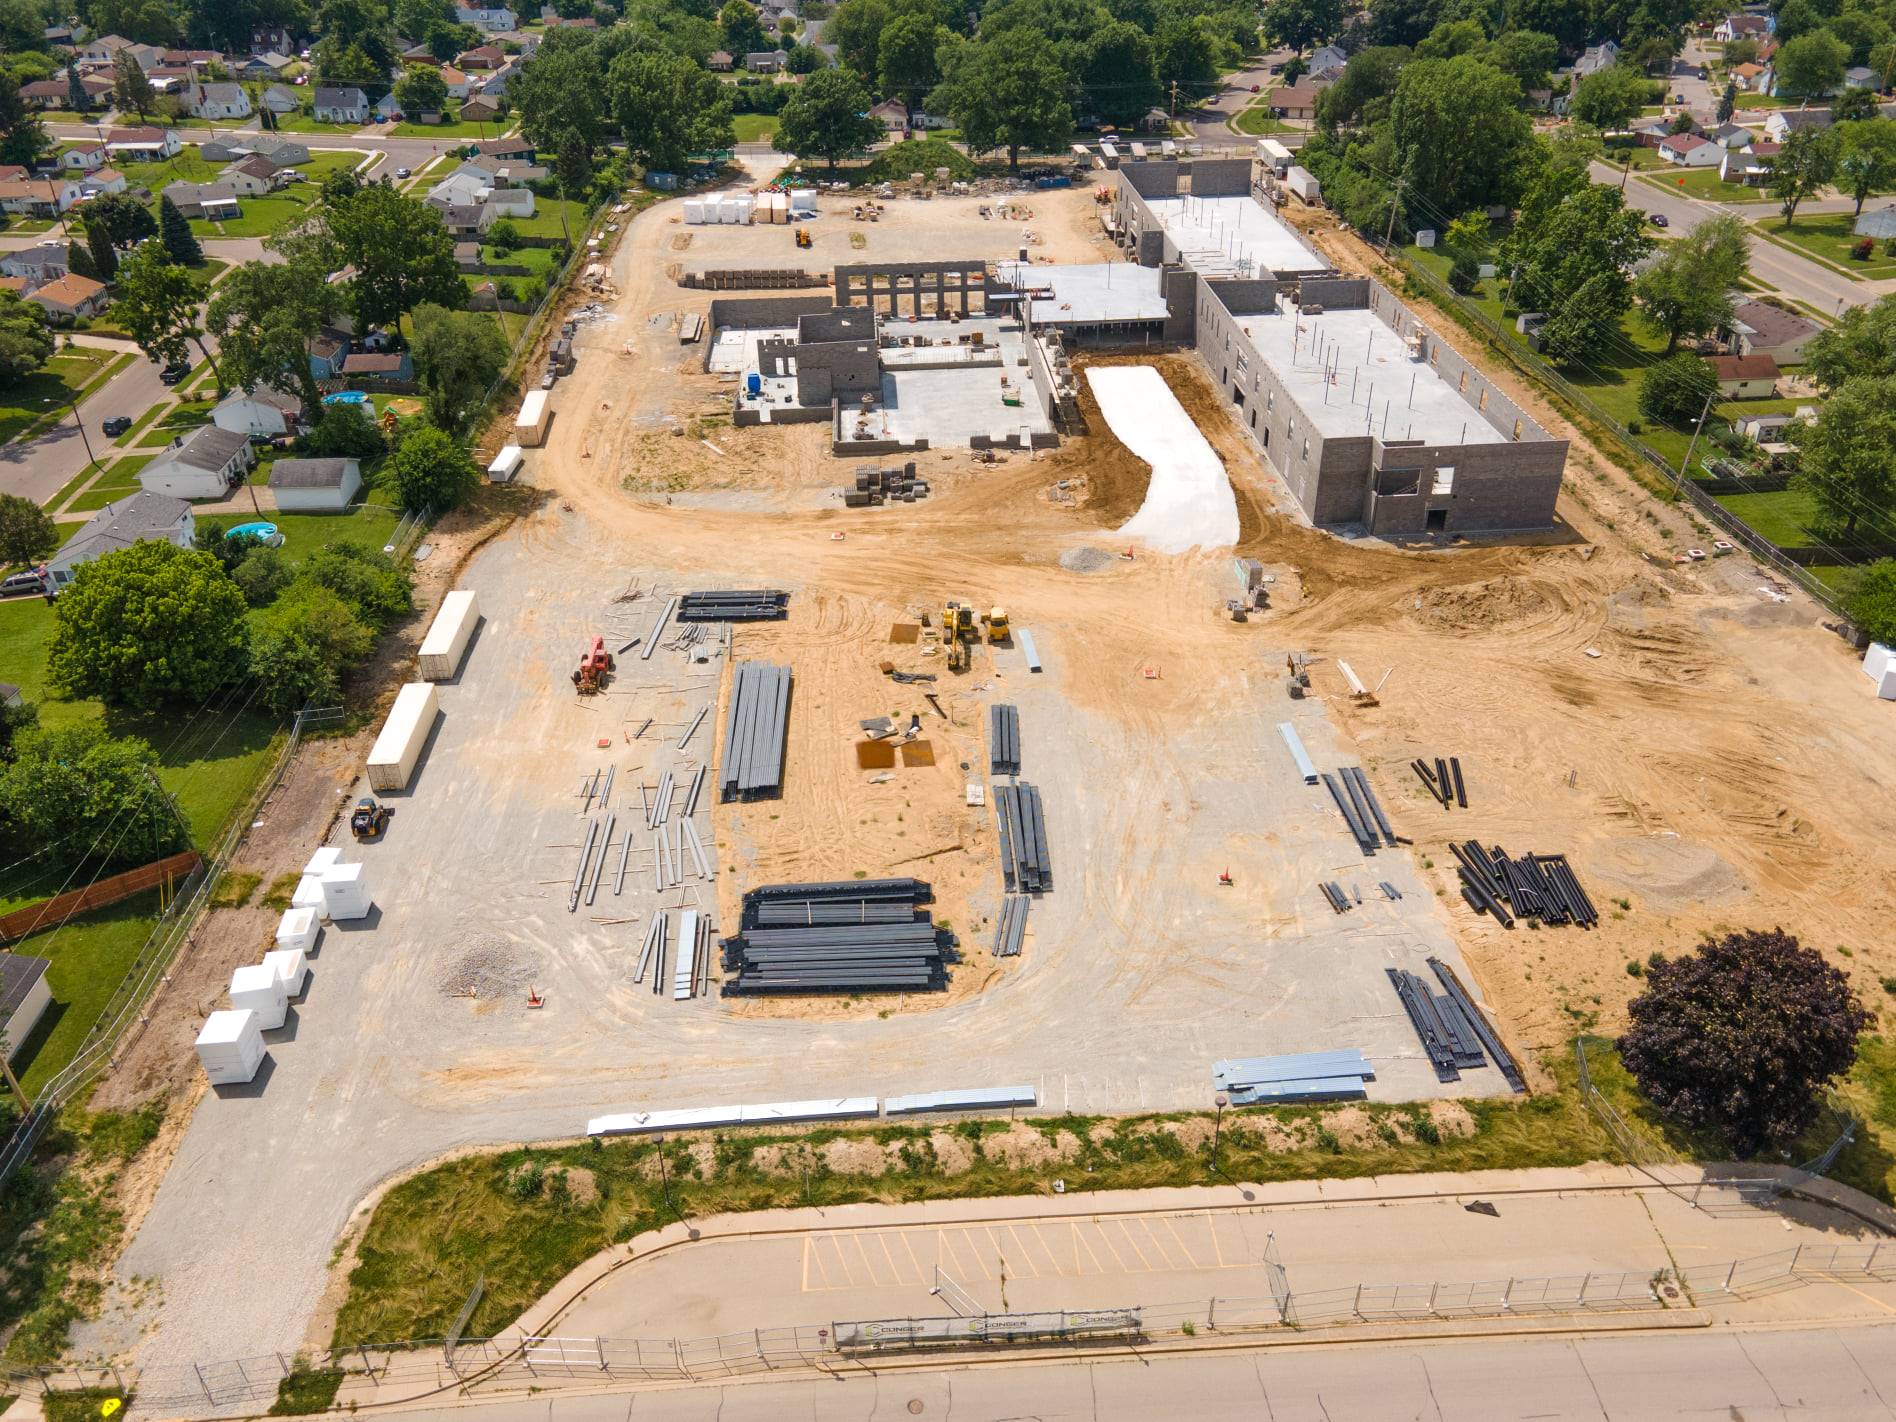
[[1774, 30, 1848, 101], [1080, 21, 1159, 129], [47, 542, 247, 710], [1415, 18, 1483, 59], [0, 724, 184, 871], [0, 72, 47, 168], [1315, 45, 1410, 132], [718, 0, 769, 55], [114, 242, 224, 392], [1638, 351, 1719, 426], [879, 11, 946, 111], [1716, 78, 1736, 124], [1503, 169, 1650, 363], [1833, 84, 1880, 121], [300, 541, 412, 628], [207, 253, 340, 420], [65, 54, 88, 113], [249, 582, 375, 714], [828, 0, 892, 77], [324, 184, 464, 330], [1154, 17, 1217, 94], [1828, 9, 1891, 65], [1569, 62, 1647, 131], [1262, 0, 1342, 53], [608, 47, 736, 170], [1845, 559, 1896, 643], [394, 65, 449, 115], [786, 40, 828, 72], [0, 491, 57, 567], [508, 27, 607, 154], [0, 290, 53, 385], [772, 65, 882, 168], [1486, 29, 1556, 91], [111, 50, 156, 121], [1803, 292, 1896, 389], [1835, 119, 1896, 217], [1537, 270, 1627, 366], [314, 0, 397, 90], [1619, 929, 1869, 1157], [82, 215, 118, 283], [409, 302, 509, 433], [231, 545, 294, 606], [1772, 0, 1821, 44], [1633, 213, 1749, 353], [1790, 376, 1896, 535], [388, 423, 480, 514], [87, 192, 158, 249], [1770, 125, 1839, 226], [1389, 54, 1535, 216], [929, 34, 1071, 171], [554, 126, 593, 198], [159, 194, 204, 265], [66, 237, 101, 283]]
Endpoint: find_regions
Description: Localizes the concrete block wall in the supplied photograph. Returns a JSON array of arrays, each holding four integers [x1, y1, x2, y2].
[[705, 294, 837, 372], [1183, 157, 1252, 196]]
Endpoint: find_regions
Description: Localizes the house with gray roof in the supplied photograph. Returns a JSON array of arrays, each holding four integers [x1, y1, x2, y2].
[[313, 86, 369, 123], [45, 492, 195, 587], [161, 180, 240, 220], [270, 457, 362, 511], [138, 425, 256, 500]]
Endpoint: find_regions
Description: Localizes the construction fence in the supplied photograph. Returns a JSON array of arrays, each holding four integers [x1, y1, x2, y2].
[[18, 1240, 1894, 1413]]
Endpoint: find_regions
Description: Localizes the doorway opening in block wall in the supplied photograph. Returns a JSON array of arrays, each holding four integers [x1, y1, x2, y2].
[[1426, 508, 1448, 532]]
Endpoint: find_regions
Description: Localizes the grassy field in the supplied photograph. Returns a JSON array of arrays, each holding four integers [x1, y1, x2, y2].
[[731, 113, 780, 144], [510, 198, 582, 240], [0, 350, 123, 447], [390, 107, 507, 140], [62, 454, 156, 513], [188, 151, 361, 239], [1642, 167, 1761, 202], [1762, 213, 1896, 279], [271, 505, 404, 569], [1735, 92, 1795, 108], [10, 891, 167, 1096], [271, 112, 363, 134]]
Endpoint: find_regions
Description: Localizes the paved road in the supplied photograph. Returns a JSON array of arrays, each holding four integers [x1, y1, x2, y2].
[[356, 1320, 1896, 1420], [0, 339, 168, 506], [1181, 56, 1300, 150]]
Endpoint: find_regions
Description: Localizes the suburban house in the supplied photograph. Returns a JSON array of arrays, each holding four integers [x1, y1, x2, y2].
[[459, 95, 503, 123], [45, 492, 194, 588], [1710, 352, 1781, 397], [269, 457, 362, 511], [1857, 203, 1896, 239], [1306, 43, 1348, 80], [455, 4, 517, 30], [162, 180, 240, 220], [59, 142, 107, 170], [239, 51, 295, 79], [1721, 141, 1778, 183], [189, 80, 252, 119], [1728, 60, 1768, 92], [453, 240, 482, 270], [139, 425, 256, 500], [220, 155, 285, 195], [202, 134, 311, 167], [707, 49, 733, 71], [1722, 298, 1821, 364], [79, 167, 127, 195], [308, 327, 352, 379], [1269, 78, 1325, 119], [340, 350, 413, 381], [463, 153, 545, 185], [374, 92, 403, 121], [744, 50, 788, 72], [78, 33, 136, 63], [1765, 108, 1832, 140], [0, 178, 81, 217], [438, 202, 492, 237], [457, 44, 505, 69], [21, 74, 113, 107], [0, 242, 69, 286], [1705, 120, 1752, 147], [428, 165, 535, 218], [1575, 40, 1620, 76], [1658, 132, 1722, 166], [212, 384, 303, 438], [260, 83, 301, 113], [106, 126, 183, 161], [869, 98, 909, 131], [25, 272, 108, 321], [473, 135, 535, 162], [0, 955, 52, 1061], [313, 86, 370, 123], [1713, 13, 1770, 41], [438, 65, 472, 98]]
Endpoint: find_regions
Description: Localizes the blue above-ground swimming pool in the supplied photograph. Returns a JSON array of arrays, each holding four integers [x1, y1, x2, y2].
[[323, 390, 369, 406], [227, 521, 284, 548]]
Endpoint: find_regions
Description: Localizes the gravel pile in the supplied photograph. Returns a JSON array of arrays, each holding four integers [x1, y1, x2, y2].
[[440, 935, 540, 999], [1059, 546, 1115, 573]]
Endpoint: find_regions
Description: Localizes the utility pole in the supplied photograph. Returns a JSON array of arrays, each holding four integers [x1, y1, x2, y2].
[[1620, 146, 1634, 191], [1676, 387, 1717, 491], [1169, 79, 1179, 119], [1383, 176, 1404, 249]]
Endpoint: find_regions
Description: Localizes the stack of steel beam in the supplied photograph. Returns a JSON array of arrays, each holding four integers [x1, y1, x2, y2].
[[722, 880, 948, 995], [1386, 966, 1488, 1082], [1427, 957, 1525, 1093], [992, 894, 1029, 957], [678, 590, 789, 622], [1321, 767, 1396, 853], [994, 783, 1051, 893], [1449, 841, 1597, 928], [989, 703, 1021, 777], [1411, 756, 1468, 809], [720, 661, 791, 801], [1213, 1049, 1373, 1104]]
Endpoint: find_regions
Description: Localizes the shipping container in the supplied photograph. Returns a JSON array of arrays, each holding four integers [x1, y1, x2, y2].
[[195, 1009, 264, 1085], [514, 389, 551, 447], [366, 681, 439, 792], [419, 590, 481, 682], [487, 444, 524, 482]]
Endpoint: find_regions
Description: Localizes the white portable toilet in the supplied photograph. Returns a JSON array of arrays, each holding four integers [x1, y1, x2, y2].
[[195, 1009, 265, 1085], [230, 963, 288, 1029], [262, 948, 309, 996], [276, 906, 319, 954], [321, 862, 373, 921]]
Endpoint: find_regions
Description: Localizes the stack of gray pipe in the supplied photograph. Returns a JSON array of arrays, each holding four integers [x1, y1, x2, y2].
[[720, 661, 791, 801]]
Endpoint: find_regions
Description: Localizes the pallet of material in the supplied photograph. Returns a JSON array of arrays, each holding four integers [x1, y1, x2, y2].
[[989, 703, 1021, 777], [886, 1084, 1037, 1115], [678, 589, 789, 622], [720, 661, 791, 801], [1449, 840, 1597, 928], [992, 893, 1029, 957], [994, 782, 1051, 893], [722, 879, 949, 994], [1387, 967, 1488, 1082]]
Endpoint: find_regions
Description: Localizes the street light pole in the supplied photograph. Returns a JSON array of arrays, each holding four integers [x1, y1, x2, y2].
[[66, 386, 97, 468], [1676, 387, 1717, 492], [1212, 1093, 1228, 1178], [652, 1133, 674, 1217]]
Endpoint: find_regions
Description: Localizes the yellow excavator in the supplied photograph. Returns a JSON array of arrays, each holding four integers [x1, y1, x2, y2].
[[942, 600, 977, 672]]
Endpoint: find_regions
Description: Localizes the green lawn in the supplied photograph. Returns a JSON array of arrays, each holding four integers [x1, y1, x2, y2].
[[270, 112, 363, 134], [0, 350, 119, 447], [1735, 92, 1794, 108], [1643, 167, 1761, 202], [111, 399, 178, 449], [272, 505, 404, 569], [1714, 487, 1824, 546], [510, 198, 581, 240], [1761, 213, 1896, 279], [64, 454, 156, 512], [731, 113, 780, 144], [390, 107, 509, 140], [186, 151, 361, 239], [9, 891, 165, 1097], [1232, 98, 1296, 136]]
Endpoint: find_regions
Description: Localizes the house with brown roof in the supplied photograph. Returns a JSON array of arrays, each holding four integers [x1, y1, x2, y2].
[[1722, 298, 1822, 364], [1269, 78, 1326, 120], [220, 154, 285, 195], [457, 44, 504, 69], [707, 49, 733, 71], [1710, 353, 1781, 397], [460, 95, 503, 122], [1729, 61, 1768, 91], [26, 272, 109, 321], [0, 178, 81, 217], [339, 350, 413, 380]]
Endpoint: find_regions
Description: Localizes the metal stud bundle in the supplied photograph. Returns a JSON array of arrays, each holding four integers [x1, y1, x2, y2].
[[994, 783, 1051, 893], [988, 703, 1021, 777], [1449, 841, 1598, 928], [721, 879, 949, 995], [1388, 958, 1527, 1092], [678, 590, 789, 622], [720, 661, 791, 801]]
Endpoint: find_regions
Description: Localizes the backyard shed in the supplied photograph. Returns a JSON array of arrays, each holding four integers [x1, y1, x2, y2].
[[195, 1009, 264, 1084], [268, 457, 361, 512], [0, 954, 51, 1060], [366, 681, 440, 791], [419, 590, 481, 681], [515, 389, 551, 446]]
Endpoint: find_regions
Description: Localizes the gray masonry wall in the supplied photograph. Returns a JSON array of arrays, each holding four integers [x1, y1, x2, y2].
[[1184, 157, 1252, 196]]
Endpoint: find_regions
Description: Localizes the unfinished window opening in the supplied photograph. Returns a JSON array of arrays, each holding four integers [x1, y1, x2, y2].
[[1431, 465, 1455, 496], [1249, 408, 1257, 428], [1457, 370, 1468, 393], [1261, 425, 1270, 447], [1233, 387, 1246, 408], [1512, 418, 1523, 440], [1426, 508, 1448, 532], [1478, 389, 1488, 411], [1301, 438, 1310, 462]]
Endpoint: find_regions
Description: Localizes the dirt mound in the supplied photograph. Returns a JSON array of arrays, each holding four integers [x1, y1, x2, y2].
[[1587, 835, 1748, 912], [1408, 575, 1563, 633], [1060, 546, 1117, 573]]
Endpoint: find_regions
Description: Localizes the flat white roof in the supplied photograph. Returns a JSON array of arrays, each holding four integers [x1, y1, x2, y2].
[[1143, 193, 1328, 278], [1238, 305, 1506, 446], [992, 261, 1169, 324]]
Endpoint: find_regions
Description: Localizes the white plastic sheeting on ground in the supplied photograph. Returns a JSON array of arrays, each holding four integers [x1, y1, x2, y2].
[[1086, 366, 1238, 555]]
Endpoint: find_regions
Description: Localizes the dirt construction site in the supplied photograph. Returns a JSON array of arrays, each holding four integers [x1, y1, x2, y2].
[[76, 171, 1896, 1380]]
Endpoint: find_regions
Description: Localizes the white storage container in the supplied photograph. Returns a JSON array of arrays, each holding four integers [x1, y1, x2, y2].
[[487, 444, 524, 482], [321, 862, 373, 921], [229, 964, 288, 1030], [196, 1009, 265, 1085], [262, 948, 309, 996], [419, 590, 481, 682], [366, 681, 439, 792], [789, 188, 816, 215], [275, 906, 319, 953], [291, 874, 327, 911], [515, 388, 551, 447]]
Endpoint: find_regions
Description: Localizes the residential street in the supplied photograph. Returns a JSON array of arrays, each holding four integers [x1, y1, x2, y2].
[[0, 337, 165, 507]]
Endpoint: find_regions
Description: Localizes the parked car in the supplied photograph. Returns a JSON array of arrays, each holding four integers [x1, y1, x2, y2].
[[1, 571, 45, 598], [101, 415, 132, 436], [395, 165, 410, 178], [1648, 212, 1669, 227], [160, 362, 189, 385]]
